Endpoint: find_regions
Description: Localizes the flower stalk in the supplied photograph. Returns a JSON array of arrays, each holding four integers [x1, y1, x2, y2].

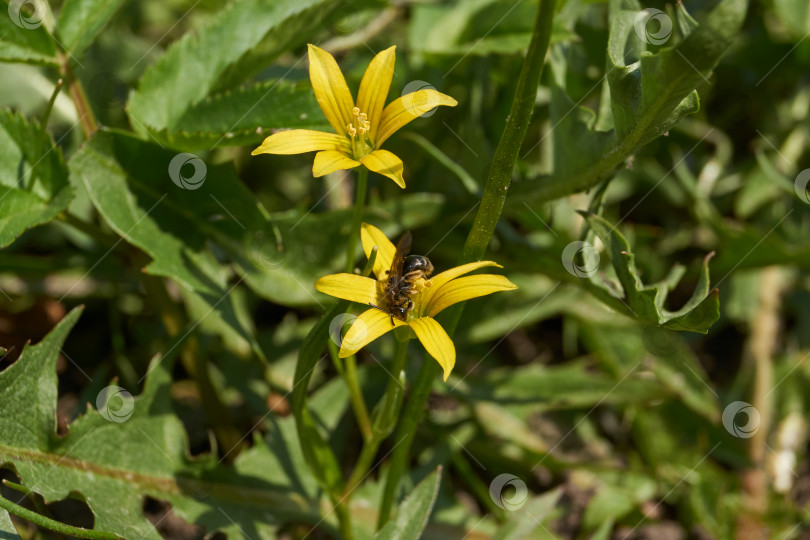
[[376, 0, 557, 527]]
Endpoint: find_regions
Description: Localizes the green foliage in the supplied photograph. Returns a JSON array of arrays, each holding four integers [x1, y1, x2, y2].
[[127, 0, 338, 148], [4, 0, 810, 537], [0, 108, 72, 247], [580, 210, 719, 332]]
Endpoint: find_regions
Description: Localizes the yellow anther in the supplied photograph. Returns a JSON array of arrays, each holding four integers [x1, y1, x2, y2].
[[359, 112, 368, 123], [357, 126, 366, 135], [363, 121, 371, 130], [352, 107, 360, 117], [347, 123, 357, 136]]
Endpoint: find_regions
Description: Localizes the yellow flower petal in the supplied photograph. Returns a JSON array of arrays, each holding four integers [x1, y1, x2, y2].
[[308, 44, 355, 136], [251, 130, 348, 156], [356, 46, 396, 143], [427, 274, 517, 317], [361, 223, 396, 281], [377, 89, 458, 146], [408, 317, 455, 381], [315, 273, 382, 305], [360, 149, 405, 188], [313, 150, 361, 177], [339, 308, 406, 358], [419, 261, 502, 309]]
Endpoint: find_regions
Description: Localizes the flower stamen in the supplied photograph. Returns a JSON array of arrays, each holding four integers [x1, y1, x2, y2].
[[347, 107, 373, 158]]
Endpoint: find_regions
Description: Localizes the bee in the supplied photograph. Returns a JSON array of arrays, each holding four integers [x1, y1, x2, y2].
[[370, 231, 434, 325]]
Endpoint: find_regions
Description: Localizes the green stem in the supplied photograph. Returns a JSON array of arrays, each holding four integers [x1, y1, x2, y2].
[[345, 167, 369, 273], [376, 0, 556, 528], [344, 337, 409, 497], [59, 54, 98, 138], [0, 494, 121, 539], [377, 357, 435, 528], [459, 0, 555, 265], [344, 354, 372, 441]]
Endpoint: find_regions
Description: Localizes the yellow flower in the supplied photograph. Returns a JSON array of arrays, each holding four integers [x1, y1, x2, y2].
[[251, 44, 457, 188], [314, 224, 517, 381]]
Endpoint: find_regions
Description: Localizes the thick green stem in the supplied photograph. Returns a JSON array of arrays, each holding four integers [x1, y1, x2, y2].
[[376, 0, 556, 528], [0, 494, 121, 539], [345, 168, 369, 273], [460, 0, 555, 265]]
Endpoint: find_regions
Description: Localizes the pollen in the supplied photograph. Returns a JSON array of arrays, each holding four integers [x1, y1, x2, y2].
[[347, 108, 372, 141]]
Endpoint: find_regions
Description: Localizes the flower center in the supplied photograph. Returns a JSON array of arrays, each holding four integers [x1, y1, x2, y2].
[[347, 107, 373, 159]]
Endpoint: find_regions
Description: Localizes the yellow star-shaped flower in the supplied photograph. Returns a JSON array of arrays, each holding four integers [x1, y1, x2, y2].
[[251, 44, 457, 188], [314, 224, 517, 380]]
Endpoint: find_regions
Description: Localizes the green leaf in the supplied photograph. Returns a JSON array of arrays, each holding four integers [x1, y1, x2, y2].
[[579, 211, 720, 333], [127, 0, 337, 148], [152, 80, 330, 151], [69, 130, 257, 348], [0, 7, 57, 66], [0, 307, 327, 538], [0, 508, 20, 539], [514, 0, 747, 203], [56, 0, 126, 58], [0, 108, 73, 248], [374, 467, 441, 540], [490, 488, 562, 540], [292, 300, 348, 499]]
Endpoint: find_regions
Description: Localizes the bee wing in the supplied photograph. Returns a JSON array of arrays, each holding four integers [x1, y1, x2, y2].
[[387, 231, 412, 281]]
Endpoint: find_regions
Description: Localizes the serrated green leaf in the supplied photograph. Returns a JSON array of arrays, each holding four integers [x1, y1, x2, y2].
[[127, 0, 337, 147], [374, 468, 441, 540], [0, 7, 57, 66], [56, 0, 126, 58], [151, 80, 330, 151], [579, 211, 719, 333], [0, 108, 73, 248], [0, 508, 20, 539], [0, 307, 324, 538]]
